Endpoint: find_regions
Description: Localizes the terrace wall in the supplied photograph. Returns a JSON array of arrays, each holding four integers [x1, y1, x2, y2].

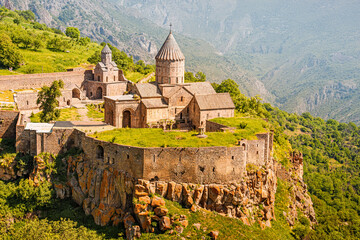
[[0, 110, 19, 139]]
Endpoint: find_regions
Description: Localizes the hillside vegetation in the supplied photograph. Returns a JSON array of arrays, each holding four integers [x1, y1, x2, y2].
[[0, 7, 154, 82]]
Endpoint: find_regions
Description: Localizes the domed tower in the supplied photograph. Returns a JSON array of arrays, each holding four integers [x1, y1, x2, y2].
[[155, 30, 185, 84], [101, 44, 112, 65]]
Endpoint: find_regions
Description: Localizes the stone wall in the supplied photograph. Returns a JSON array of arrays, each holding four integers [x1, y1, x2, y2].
[[0, 110, 19, 139], [15, 90, 73, 110], [0, 70, 92, 91]]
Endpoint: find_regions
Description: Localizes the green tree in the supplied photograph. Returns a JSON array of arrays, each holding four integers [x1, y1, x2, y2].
[[36, 80, 64, 122], [185, 71, 206, 82], [195, 71, 206, 82], [17, 10, 35, 21], [65, 27, 80, 40], [0, 33, 23, 69], [33, 39, 44, 50], [214, 78, 241, 97]]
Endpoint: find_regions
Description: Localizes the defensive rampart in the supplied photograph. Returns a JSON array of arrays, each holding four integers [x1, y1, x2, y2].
[[15, 124, 273, 184]]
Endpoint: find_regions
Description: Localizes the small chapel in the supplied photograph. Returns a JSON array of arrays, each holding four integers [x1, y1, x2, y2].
[[103, 30, 235, 130]]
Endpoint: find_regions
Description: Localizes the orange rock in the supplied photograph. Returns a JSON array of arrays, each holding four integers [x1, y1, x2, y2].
[[174, 184, 183, 202], [159, 216, 171, 231], [166, 182, 176, 200], [154, 207, 168, 217], [209, 230, 219, 239], [100, 170, 110, 199], [190, 204, 197, 212], [151, 196, 165, 207], [99, 202, 106, 210], [241, 217, 251, 226], [139, 196, 151, 205], [180, 219, 189, 228], [134, 204, 147, 214], [155, 182, 168, 197]]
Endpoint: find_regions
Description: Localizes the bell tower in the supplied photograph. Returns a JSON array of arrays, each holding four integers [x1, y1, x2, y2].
[[101, 44, 112, 65], [155, 25, 185, 85]]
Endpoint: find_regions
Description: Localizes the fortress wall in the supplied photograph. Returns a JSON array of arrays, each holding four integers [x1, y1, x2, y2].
[[142, 146, 248, 184], [0, 110, 19, 139], [0, 70, 91, 91], [78, 132, 144, 179], [15, 90, 72, 110]]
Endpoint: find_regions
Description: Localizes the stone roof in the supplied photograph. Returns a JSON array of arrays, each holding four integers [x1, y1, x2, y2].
[[135, 83, 162, 98], [195, 93, 235, 110], [142, 98, 168, 109], [155, 31, 185, 61], [101, 44, 112, 54], [25, 123, 54, 133], [184, 82, 216, 95], [105, 95, 135, 101]]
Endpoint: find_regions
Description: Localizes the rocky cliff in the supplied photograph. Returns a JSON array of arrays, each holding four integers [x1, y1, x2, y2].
[[46, 150, 315, 239]]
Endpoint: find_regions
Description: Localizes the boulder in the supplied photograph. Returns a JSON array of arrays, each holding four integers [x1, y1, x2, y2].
[[159, 216, 171, 231], [151, 196, 165, 208], [154, 207, 168, 217], [209, 230, 219, 239]]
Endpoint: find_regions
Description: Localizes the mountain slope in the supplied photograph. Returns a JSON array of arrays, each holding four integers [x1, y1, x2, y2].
[[2, 0, 360, 124]]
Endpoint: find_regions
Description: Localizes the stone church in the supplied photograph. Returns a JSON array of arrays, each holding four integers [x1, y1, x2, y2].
[[104, 30, 235, 129]]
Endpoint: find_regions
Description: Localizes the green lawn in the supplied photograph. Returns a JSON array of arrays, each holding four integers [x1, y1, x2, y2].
[[92, 117, 268, 148], [210, 116, 269, 131], [86, 104, 104, 121], [0, 90, 15, 102], [30, 108, 82, 122], [125, 72, 154, 83]]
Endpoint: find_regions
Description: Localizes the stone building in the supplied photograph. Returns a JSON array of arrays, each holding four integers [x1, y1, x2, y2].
[[104, 31, 235, 129], [84, 45, 129, 100]]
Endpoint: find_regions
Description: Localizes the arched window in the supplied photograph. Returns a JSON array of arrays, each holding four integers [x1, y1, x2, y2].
[[96, 145, 104, 160], [97, 76, 100, 81], [180, 96, 184, 102]]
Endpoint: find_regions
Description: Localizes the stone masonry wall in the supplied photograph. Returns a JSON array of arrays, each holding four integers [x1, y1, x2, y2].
[[0, 70, 92, 91], [0, 110, 19, 139]]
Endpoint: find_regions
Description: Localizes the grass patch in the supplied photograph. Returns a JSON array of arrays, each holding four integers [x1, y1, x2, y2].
[[125, 71, 147, 82], [210, 117, 269, 131], [91, 122, 267, 148], [0, 90, 15, 102], [86, 104, 104, 121], [30, 108, 82, 122]]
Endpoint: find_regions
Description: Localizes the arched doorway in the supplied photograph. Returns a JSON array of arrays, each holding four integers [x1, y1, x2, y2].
[[96, 145, 104, 160], [96, 87, 103, 99], [72, 88, 81, 99], [123, 110, 131, 128]]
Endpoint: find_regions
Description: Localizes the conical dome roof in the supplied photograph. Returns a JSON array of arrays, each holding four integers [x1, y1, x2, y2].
[[155, 31, 185, 61], [101, 44, 112, 54]]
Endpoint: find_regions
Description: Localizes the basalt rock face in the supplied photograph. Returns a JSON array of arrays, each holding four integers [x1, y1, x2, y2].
[[135, 167, 277, 228], [55, 154, 136, 227], [277, 152, 317, 226]]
